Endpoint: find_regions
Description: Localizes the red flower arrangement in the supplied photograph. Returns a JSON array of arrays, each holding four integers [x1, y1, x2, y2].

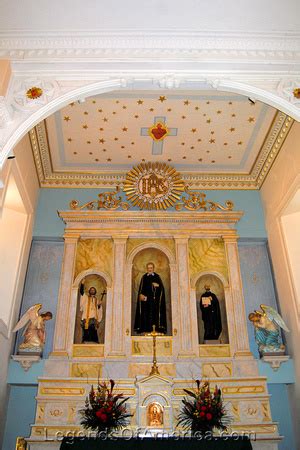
[[177, 380, 231, 434], [80, 379, 131, 434]]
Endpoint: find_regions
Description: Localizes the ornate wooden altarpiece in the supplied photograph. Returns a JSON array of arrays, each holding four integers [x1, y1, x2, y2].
[[25, 163, 281, 450]]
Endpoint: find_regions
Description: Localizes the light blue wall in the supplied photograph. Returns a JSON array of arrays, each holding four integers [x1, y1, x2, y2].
[[238, 239, 279, 358], [2, 386, 37, 450], [15, 238, 64, 358], [33, 188, 267, 238], [268, 384, 296, 450]]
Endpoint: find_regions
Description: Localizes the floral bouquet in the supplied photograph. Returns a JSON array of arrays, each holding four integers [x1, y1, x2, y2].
[[177, 380, 231, 434], [80, 379, 132, 435]]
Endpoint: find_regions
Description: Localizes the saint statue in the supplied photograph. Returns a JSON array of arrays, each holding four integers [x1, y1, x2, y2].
[[148, 403, 163, 427], [13, 304, 53, 354], [199, 284, 222, 341], [80, 286, 103, 343], [249, 304, 289, 356], [134, 262, 167, 334]]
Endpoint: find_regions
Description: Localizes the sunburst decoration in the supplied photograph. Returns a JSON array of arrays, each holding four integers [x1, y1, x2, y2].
[[26, 86, 43, 99], [123, 162, 185, 210]]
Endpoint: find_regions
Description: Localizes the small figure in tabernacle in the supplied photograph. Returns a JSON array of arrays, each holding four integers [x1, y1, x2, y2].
[[134, 262, 167, 334], [249, 304, 289, 356], [200, 284, 222, 341], [13, 304, 53, 354], [80, 286, 103, 343], [148, 403, 163, 427]]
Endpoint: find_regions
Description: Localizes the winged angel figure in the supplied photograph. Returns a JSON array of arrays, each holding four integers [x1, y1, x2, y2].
[[13, 304, 52, 353], [249, 304, 289, 355]]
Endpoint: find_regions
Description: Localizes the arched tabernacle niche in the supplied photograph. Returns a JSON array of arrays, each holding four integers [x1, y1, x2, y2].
[[196, 273, 229, 344], [74, 273, 107, 344], [131, 247, 172, 336]]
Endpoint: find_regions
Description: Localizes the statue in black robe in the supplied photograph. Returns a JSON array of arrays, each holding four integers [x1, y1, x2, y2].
[[134, 262, 167, 334], [200, 284, 222, 340]]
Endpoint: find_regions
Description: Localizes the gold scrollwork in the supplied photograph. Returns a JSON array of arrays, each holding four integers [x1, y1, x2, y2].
[[175, 186, 234, 211], [69, 186, 129, 211]]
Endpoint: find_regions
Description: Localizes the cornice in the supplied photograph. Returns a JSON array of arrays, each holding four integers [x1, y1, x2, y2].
[[1, 30, 300, 62]]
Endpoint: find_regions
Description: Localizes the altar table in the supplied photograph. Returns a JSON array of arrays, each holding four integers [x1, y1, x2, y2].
[[60, 436, 252, 450]]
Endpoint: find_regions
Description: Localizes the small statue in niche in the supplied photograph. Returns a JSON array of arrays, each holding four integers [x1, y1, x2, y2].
[[199, 284, 222, 341], [249, 304, 289, 356], [134, 262, 167, 334], [148, 403, 163, 427], [80, 285, 103, 343], [13, 304, 53, 355]]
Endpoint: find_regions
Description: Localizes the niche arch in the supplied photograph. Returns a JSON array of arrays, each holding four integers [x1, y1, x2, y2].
[[129, 245, 173, 336], [194, 272, 229, 344], [72, 268, 111, 345]]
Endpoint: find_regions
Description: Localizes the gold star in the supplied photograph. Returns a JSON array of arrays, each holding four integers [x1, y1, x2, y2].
[[158, 96, 167, 102], [84, 111, 88, 115], [128, 155, 132, 158], [149, 108, 154, 112], [238, 141, 243, 145], [87, 141, 91, 144], [67, 138, 72, 142], [134, 115, 139, 119], [184, 100, 190, 105], [82, 124, 88, 129], [99, 127, 104, 131], [99, 138, 105, 144], [197, 138, 202, 142], [122, 127, 128, 132], [137, 99, 143, 105], [209, 138, 215, 144], [229, 127, 235, 132], [107, 158, 112, 162], [191, 128, 197, 133], [248, 117, 255, 123], [206, 119, 211, 124], [64, 116, 70, 121], [69, 102, 75, 107], [95, 158, 99, 161], [228, 101, 233, 105], [103, 117, 108, 122], [92, 100, 96, 104], [73, 151, 77, 154], [182, 115, 186, 119], [231, 113, 236, 117], [217, 110, 222, 114], [224, 142, 228, 146], [195, 106, 200, 110], [122, 105, 127, 109], [181, 142, 185, 146], [210, 131, 215, 135], [98, 109, 103, 113], [206, 101, 210, 104], [114, 137, 119, 141]]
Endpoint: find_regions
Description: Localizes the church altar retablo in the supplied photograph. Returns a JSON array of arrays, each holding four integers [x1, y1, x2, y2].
[[23, 179, 281, 450]]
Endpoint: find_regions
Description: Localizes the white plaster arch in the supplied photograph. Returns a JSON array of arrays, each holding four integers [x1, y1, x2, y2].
[[126, 241, 176, 266], [2, 76, 300, 168], [191, 270, 229, 290], [142, 393, 170, 407], [73, 267, 112, 289]]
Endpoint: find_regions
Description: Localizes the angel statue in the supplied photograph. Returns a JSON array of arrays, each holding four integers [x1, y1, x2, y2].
[[248, 304, 289, 356], [13, 304, 53, 355]]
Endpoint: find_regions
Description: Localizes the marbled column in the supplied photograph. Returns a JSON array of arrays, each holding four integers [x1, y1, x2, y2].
[[52, 235, 79, 355], [224, 236, 252, 356], [175, 237, 197, 357], [108, 236, 127, 356]]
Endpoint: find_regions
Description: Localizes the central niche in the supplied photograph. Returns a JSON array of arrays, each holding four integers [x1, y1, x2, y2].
[[131, 247, 172, 336]]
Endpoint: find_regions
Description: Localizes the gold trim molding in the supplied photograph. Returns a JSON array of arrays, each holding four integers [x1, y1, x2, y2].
[[29, 111, 293, 189]]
